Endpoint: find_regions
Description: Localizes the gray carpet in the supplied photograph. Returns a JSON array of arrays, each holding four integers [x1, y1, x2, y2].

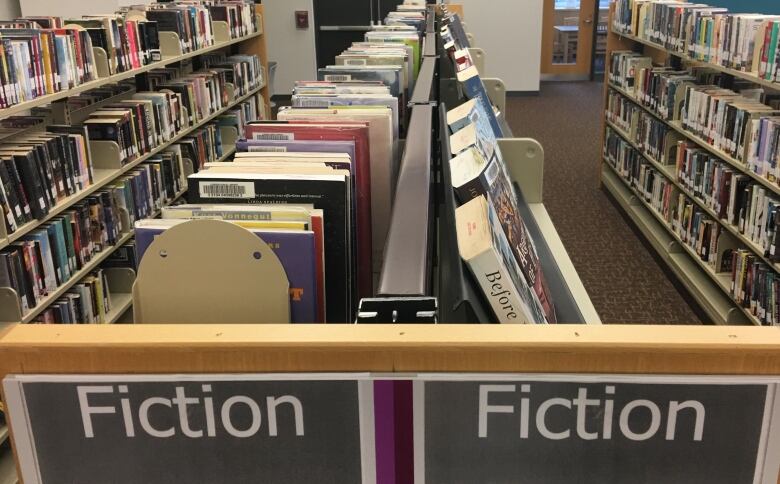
[[506, 82, 703, 324]]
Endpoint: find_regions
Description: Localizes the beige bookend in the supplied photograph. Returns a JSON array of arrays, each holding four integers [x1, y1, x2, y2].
[[467, 47, 485, 74], [497, 138, 544, 203], [132, 219, 290, 324]]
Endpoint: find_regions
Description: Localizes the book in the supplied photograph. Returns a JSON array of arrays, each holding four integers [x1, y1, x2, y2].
[[277, 106, 396, 270], [455, 195, 542, 324], [456, 64, 503, 138]]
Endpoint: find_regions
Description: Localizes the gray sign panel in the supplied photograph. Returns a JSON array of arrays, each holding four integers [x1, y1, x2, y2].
[[4, 374, 376, 484], [416, 375, 780, 484]]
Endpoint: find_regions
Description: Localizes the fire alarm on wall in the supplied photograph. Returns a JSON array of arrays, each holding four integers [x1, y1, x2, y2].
[[295, 10, 309, 29]]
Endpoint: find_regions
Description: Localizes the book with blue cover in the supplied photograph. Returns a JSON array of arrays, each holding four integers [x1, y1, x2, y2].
[[456, 64, 503, 138], [134, 219, 318, 323]]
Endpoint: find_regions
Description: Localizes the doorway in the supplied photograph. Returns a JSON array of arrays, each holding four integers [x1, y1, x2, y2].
[[540, 0, 609, 81], [313, 0, 405, 69]]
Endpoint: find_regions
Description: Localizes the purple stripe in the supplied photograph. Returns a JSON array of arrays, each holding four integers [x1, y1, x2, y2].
[[374, 380, 396, 484], [394, 380, 415, 484]]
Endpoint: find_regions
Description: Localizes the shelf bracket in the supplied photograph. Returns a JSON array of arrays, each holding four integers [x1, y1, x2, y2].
[[355, 297, 438, 324]]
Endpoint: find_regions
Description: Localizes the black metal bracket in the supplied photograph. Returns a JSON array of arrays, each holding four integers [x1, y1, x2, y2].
[[355, 297, 438, 323]]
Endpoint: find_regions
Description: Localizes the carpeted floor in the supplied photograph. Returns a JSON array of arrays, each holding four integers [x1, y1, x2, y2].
[[505, 81, 704, 324]]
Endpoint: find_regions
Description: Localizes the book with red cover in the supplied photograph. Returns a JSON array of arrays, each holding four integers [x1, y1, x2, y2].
[[244, 121, 373, 300]]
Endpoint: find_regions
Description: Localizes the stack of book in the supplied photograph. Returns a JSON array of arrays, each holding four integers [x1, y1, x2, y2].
[[33, 267, 112, 323]]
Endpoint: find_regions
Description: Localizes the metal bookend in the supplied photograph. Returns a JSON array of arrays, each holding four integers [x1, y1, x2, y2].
[[89, 141, 124, 170], [92, 47, 111, 79], [212, 21, 231, 43], [0, 287, 22, 323], [467, 47, 485, 74], [482, 78, 506, 118], [356, 297, 438, 324], [159, 31, 184, 58], [132, 219, 290, 324], [498, 138, 545, 203], [219, 125, 239, 152]]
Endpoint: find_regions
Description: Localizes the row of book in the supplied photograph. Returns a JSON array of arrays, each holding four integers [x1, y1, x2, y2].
[[32, 236, 141, 323], [0, 102, 259, 317], [605, 129, 779, 325], [0, 125, 92, 234], [83, 63, 236, 165], [674, 141, 780, 262], [608, 51, 780, 186], [0, 2, 258, 109], [731, 249, 780, 324], [612, 0, 780, 81], [441, 12, 505, 138], [33, 267, 113, 324], [0, 55, 261, 237], [607, 90, 780, 264], [0, 153, 185, 315]]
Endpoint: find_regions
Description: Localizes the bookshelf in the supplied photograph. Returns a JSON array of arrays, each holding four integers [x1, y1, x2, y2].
[[600, 4, 780, 326], [0, 5, 270, 325]]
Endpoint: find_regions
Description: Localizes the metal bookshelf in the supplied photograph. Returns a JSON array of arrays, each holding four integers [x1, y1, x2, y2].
[[0, 8, 270, 326], [601, 5, 779, 325]]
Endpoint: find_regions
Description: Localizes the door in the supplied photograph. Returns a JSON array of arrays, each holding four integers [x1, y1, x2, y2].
[[540, 0, 599, 80], [313, 0, 373, 69], [313, 0, 404, 69]]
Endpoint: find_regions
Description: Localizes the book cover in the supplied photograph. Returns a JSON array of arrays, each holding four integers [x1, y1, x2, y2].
[[455, 195, 542, 324]]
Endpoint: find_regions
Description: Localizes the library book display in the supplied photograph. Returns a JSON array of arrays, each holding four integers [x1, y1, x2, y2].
[[0, 3, 776, 484]]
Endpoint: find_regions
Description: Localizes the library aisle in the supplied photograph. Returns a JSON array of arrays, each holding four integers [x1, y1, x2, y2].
[[506, 83, 702, 324]]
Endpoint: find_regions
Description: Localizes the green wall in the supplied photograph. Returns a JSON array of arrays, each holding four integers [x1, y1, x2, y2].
[[707, 0, 780, 14]]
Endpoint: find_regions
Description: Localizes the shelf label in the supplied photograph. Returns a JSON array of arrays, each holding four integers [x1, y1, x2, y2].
[[413, 374, 780, 484], [4, 374, 379, 484], [5, 373, 780, 483]]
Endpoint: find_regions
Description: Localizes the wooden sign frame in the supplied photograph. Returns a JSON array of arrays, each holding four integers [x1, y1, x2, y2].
[[0, 324, 779, 484]]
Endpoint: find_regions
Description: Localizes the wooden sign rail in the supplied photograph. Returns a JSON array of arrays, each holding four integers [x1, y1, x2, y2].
[[0, 324, 779, 484]]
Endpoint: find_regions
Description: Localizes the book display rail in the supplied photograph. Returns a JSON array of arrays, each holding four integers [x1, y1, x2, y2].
[[602, 1, 780, 326]]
